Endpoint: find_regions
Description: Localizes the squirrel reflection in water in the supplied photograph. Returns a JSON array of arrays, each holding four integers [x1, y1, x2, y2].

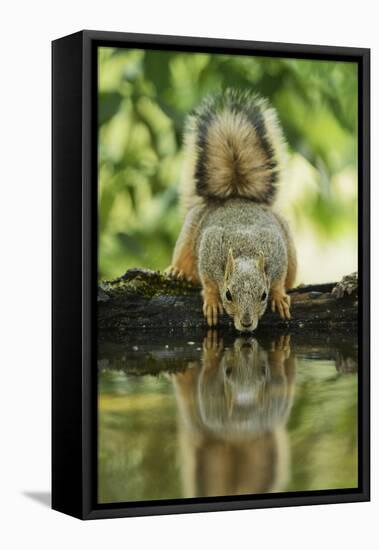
[[172, 332, 296, 498]]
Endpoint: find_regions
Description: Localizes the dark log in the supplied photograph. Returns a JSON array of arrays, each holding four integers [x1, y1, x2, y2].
[[98, 269, 358, 334]]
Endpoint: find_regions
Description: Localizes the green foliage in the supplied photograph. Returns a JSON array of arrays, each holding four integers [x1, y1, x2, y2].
[[98, 47, 358, 281], [287, 359, 357, 491]]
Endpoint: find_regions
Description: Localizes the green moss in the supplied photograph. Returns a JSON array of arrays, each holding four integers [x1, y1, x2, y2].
[[100, 269, 200, 299]]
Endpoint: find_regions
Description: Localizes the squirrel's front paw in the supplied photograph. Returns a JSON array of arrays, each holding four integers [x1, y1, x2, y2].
[[270, 334, 291, 358], [270, 292, 291, 320], [202, 297, 223, 327], [165, 265, 192, 282], [203, 330, 223, 353]]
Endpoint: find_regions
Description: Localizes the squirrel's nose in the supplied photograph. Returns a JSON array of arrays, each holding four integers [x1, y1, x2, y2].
[[241, 313, 252, 326]]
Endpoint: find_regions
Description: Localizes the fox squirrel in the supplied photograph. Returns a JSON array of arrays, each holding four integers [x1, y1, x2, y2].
[[172, 332, 295, 496], [167, 89, 297, 332]]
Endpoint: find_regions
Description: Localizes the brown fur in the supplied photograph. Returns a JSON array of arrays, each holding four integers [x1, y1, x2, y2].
[[201, 275, 223, 327], [168, 89, 297, 330], [180, 90, 286, 213], [166, 205, 205, 283], [204, 111, 275, 201], [272, 211, 297, 289], [172, 333, 296, 497]]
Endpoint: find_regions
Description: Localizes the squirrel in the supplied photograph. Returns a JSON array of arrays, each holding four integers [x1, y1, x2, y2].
[[166, 89, 297, 332], [172, 332, 295, 496]]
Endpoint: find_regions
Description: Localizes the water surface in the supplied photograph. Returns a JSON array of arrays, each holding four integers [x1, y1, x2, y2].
[[98, 330, 358, 504]]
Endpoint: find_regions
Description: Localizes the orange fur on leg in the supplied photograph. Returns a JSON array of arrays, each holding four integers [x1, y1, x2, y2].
[[166, 206, 205, 283], [284, 234, 297, 290], [201, 276, 223, 327], [272, 212, 297, 290], [166, 240, 199, 283], [270, 277, 291, 320]]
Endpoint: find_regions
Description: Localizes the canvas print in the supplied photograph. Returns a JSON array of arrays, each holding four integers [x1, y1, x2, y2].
[[97, 47, 358, 505]]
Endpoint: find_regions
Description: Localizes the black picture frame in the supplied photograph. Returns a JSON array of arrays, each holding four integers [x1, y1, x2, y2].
[[52, 30, 370, 520]]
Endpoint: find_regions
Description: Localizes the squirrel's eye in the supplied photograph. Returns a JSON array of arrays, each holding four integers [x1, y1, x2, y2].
[[261, 291, 267, 301], [225, 289, 232, 302]]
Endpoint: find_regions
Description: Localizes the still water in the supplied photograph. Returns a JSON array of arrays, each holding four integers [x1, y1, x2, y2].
[[98, 330, 358, 504]]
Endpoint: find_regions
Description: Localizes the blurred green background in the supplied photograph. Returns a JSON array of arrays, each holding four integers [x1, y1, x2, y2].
[[98, 47, 358, 284]]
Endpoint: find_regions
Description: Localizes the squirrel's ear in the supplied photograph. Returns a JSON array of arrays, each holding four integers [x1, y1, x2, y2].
[[257, 251, 265, 274], [225, 248, 235, 280]]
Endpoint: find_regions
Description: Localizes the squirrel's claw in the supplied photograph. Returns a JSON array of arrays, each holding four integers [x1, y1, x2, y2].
[[165, 265, 191, 282], [203, 302, 217, 326], [270, 334, 291, 356], [165, 265, 181, 279], [203, 330, 223, 352], [203, 299, 223, 327], [271, 293, 291, 320]]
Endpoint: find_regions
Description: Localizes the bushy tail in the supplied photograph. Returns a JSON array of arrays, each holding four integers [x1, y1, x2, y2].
[[180, 89, 286, 212]]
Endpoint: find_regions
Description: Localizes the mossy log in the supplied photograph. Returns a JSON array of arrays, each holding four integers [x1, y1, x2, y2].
[[98, 269, 358, 333]]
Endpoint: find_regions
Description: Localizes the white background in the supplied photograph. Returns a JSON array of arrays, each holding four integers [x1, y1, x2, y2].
[[0, 1, 376, 548]]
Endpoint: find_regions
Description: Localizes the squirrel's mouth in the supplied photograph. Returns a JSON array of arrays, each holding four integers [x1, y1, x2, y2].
[[234, 319, 258, 333]]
